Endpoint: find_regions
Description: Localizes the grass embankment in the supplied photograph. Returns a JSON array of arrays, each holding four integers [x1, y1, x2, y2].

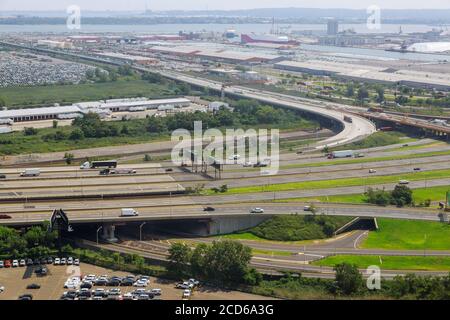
[[281, 149, 450, 170], [0, 80, 174, 107], [220, 215, 352, 242], [313, 255, 450, 271], [275, 185, 450, 205], [332, 132, 417, 151], [223, 168, 450, 195], [362, 218, 450, 250]]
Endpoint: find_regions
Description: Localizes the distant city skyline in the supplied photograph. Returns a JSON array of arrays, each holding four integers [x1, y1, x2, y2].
[[1, 0, 450, 11]]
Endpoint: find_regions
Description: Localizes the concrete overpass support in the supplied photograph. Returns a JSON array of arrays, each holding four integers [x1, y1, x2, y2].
[[102, 224, 118, 243], [208, 215, 272, 236]]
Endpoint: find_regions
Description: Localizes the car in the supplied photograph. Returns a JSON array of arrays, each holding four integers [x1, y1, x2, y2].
[[26, 283, 41, 290], [122, 293, 135, 300], [60, 258, 67, 265], [18, 294, 33, 300], [74, 258, 80, 266], [203, 207, 215, 212], [78, 288, 91, 298], [0, 286, 4, 293], [106, 279, 121, 287], [243, 162, 253, 167], [0, 215, 11, 219], [182, 289, 191, 299], [63, 291, 77, 299], [94, 279, 108, 286], [413, 168, 421, 171], [151, 288, 162, 296], [176, 282, 193, 289], [250, 208, 264, 214], [26, 258, 33, 266], [369, 169, 377, 174], [39, 258, 47, 265], [138, 294, 150, 300], [399, 180, 410, 185], [35, 267, 48, 276], [0, 261, 4, 268], [54, 258, 60, 265], [18, 259, 25, 267], [47, 257, 53, 264], [92, 296, 104, 300], [303, 206, 312, 212], [133, 280, 148, 287], [99, 169, 110, 175], [188, 279, 200, 286], [80, 282, 93, 289], [4, 260, 11, 268], [0, 174, 6, 179], [67, 257, 73, 265], [12, 260, 19, 268], [165, 168, 173, 172], [120, 278, 134, 286]]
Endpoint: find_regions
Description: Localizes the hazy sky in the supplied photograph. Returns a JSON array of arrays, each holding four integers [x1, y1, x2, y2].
[[1, 0, 449, 11]]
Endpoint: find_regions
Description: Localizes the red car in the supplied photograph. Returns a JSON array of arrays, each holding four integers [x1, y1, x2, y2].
[[4, 260, 11, 268], [0, 215, 11, 219]]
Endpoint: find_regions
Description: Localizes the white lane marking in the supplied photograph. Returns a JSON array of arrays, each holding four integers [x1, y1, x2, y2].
[[354, 231, 369, 249]]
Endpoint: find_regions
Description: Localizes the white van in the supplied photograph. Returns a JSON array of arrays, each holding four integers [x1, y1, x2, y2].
[[121, 208, 139, 217]]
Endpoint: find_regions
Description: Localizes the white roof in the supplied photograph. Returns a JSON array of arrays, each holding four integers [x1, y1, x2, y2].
[[0, 106, 81, 119]]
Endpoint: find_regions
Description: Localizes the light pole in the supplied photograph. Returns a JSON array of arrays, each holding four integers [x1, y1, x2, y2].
[[139, 222, 147, 242], [96, 226, 103, 245]]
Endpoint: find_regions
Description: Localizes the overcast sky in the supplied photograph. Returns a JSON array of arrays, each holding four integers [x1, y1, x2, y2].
[[1, 0, 449, 11]]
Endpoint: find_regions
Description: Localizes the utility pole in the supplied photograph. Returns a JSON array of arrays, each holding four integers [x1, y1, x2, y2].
[[139, 222, 147, 242], [96, 226, 103, 245]]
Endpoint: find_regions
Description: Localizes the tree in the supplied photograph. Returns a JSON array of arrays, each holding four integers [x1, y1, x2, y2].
[[64, 153, 75, 165], [375, 86, 385, 103], [357, 87, 369, 103], [345, 84, 355, 97], [52, 120, 58, 129], [69, 128, 84, 140], [168, 243, 192, 277], [391, 185, 413, 207], [333, 263, 363, 295], [366, 187, 391, 206], [143, 154, 152, 162]]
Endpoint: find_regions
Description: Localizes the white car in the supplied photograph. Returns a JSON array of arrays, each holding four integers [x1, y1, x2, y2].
[[92, 296, 103, 300], [12, 260, 19, 268], [67, 257, 73, 265], [369, 169, 377, 174], [122, 293, 134, 300], [182, 289, 191, 299], [0, 286, 4, 293], [133, 280, 148, 287], [151, 288, 162, 296], [61, 258, 67, 265], [74, 259, 80, 266], [54, 258, 61, 265], [188, 279, 200, 287], [243, 162, 253, 167], [250, 208, 264, 214], [399, 180, 410, 185], [19, 259, 26, 267]]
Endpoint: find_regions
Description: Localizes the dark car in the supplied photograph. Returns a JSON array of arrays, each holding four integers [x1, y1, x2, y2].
[[33, 259, 40, 265], [0, 214, 11, 219], [413, 168, 421, 171], [203, 207, 215, 212], [35, 267, 48, 276], [26, 259, 33, 266], [0, 174, 6, 179], [99, 169, 110, 175], [40, 258, 47, 265], [106, 280, 121, 287], [94, 279, 108, 286], [120, 278, 134, 286], [18, 294, 33, 300], [65, 291, 77, 299], [26, 284, 41, 290], [80, 282, 93, 289], [165, 168, 173, 172], [47, 257, 53, 264]]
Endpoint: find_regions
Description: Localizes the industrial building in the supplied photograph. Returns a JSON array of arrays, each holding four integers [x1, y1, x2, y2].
[[274, 60, 450, 90], [0, 98, 191, 124], [95, 52, 159, 65]]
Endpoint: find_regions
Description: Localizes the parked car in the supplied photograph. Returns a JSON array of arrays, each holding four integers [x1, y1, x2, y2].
[[47, 257, 53, 264], [60, 258, 67, 265], [18, 294, 33, 300], [74, 258, 80, 266], [80, 282, 93, 289], [0, 261, 4, 268], [33, 258, 40, 265], [0, 174, 6, 179], [120, 278, 134, 286], [26, 258, 33, 266], [4, 260, 11, 268], [165, 168, 173, 172], [151, 289, 162, 296], [67, 257, 73, 265], [19, 259, 26, 267], [35, 267, 47, 276], [0, 286, 4, 293], [53, 258, 60, 265], [26, 284, 41, 290], [12, 260, 19, 268], [182, 289, 191, 299]]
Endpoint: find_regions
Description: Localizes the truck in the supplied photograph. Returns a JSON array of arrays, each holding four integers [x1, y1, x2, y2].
[[343, 116, 353, 123], [329, 150, 354, 159], [20, 169, 41, 177], [120, 208, 139, 217], [80, 160, 118, 169]]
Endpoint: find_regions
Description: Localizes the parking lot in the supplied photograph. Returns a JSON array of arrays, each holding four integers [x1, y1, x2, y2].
[[0, 262, 269, 300]]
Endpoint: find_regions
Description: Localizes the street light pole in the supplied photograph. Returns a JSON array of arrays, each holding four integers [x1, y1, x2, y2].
[[96, 226, 103, 245], [139, 222, 147, 242]]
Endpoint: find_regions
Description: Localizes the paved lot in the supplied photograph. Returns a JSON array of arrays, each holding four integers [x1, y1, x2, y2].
[[0, 263, 269, 300]]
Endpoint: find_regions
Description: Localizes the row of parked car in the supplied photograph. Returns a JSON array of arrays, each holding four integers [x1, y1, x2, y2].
[[0, 257, 79, 268]]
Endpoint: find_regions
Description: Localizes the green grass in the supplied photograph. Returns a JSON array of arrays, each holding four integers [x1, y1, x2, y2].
[[389, 141, 446, 152], [332, 132, 417, 151], [313, 255, 450, 271], [281, 149, 450, 170], [223, 168, 450, 195], [274, 185, 450, 205], [252, 249, 293, 257], [362, 218, 450, 250], [0, 80, 175, 107]]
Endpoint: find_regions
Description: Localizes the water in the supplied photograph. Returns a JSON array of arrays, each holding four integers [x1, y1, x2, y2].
[[0, 23, 440, 35]]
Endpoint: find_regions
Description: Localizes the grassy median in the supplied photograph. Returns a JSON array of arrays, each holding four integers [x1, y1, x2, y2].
[[313, 255, 450, 271]]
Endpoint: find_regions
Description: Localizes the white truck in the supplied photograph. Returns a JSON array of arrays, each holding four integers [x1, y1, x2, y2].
[[329, 150, 354, 159], [121, 208, 139, 217], [20, 169, 40, 177]]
